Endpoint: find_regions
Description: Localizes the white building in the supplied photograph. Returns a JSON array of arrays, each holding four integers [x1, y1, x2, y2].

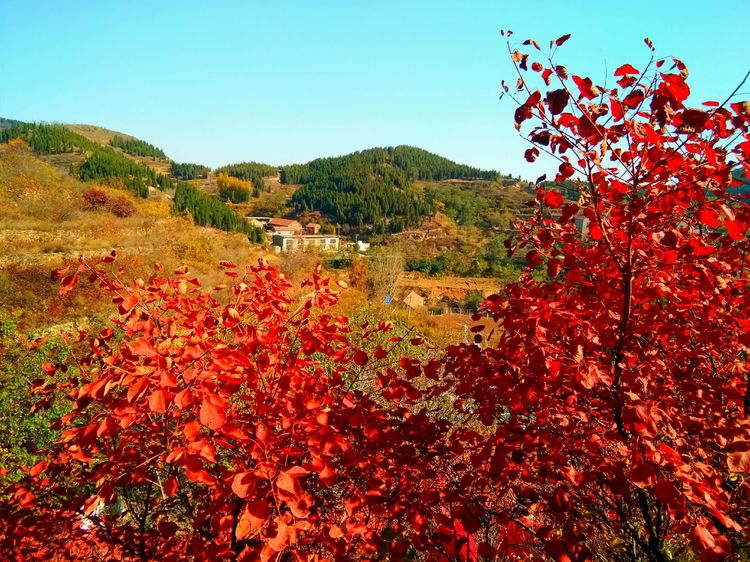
[[272, 234, 340, 253]]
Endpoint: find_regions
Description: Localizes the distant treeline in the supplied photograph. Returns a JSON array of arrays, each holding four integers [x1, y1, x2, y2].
[[215, 162, 277, 196], [279, 146, 501, 233], [174, 183, 264, 242], [110, 135, 167, 160], [0, 122, 98, 154], [390, 145, 499, 181], [216, 162, 277, 180], [171, 162, 211, 180], [0, 117, 27, 130], [0, 122, 172, 197]]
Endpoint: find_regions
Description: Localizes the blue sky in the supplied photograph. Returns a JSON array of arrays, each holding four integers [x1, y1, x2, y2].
[[1, 1, 747, 179]]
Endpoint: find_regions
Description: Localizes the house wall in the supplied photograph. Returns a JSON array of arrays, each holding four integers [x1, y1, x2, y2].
[[272, 234, 340, 253]]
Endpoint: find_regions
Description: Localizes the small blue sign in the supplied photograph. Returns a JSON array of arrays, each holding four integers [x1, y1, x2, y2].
[[385, 293, 392, 305]]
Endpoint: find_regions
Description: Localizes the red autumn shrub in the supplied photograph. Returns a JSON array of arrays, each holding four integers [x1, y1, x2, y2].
[[110, 195, 135, 217], [82, 187, 109, 210], [0, 257, 457, 560]]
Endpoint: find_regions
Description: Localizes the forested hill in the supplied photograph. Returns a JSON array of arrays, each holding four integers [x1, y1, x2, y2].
[[283, 146, 504, 234], [0, 120, 172, 197]]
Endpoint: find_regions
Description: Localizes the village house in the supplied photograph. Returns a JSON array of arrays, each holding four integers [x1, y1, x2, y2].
[[272, 234, 340, 253], [266, 218, 302, 234]]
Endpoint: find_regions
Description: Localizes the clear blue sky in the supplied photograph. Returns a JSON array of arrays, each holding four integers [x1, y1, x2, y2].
[[1, 1, 747, 179]]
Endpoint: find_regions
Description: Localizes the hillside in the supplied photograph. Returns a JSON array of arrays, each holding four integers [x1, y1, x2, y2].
[[283, 146, 507, 234], [0, 141, 275, 333], [1, 116, 534, 278]]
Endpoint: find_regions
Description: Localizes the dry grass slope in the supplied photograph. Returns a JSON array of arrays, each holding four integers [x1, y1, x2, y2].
[[0, 142, 275, 334]]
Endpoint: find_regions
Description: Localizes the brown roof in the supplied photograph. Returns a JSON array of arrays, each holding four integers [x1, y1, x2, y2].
[[268, 218, 301, 227]]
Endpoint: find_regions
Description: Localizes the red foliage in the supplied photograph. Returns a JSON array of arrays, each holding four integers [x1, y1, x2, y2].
[[455, 32, 750, 561], [3, 35, 750, 562], [82, 187, 109, 210], [0, 258, 458, 560], [110, 195, 135, 218]]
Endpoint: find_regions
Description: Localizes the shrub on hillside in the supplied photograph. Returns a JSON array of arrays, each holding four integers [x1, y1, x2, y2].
[[81, 187, 108, 210], [110, 195, 135, 218]]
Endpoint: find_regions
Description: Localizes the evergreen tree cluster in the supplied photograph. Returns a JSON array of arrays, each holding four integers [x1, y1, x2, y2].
[[390, 145, 500, 181], [78, 151, 171, 197], [215, 162, 277, 197], [0, 123, 98, 154], [215, 162, 277, 180], [110, 135, 167, 160], [171, 162, 211, 180], [173, 183, 265, 242], [283, 146, 498, 232], [0, 122, 172, 198]]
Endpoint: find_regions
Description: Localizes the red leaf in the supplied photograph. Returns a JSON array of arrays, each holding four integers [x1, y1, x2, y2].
[[555, 34, 571, 46], [614, 63, 639, 76], [267, 517, 290, 552], [14, 488, 35, 508], [622, 89, 645, 109], [728, 451, 750, 473], [557, 162, 575, 180], [200, 400, 226, 430], [276, 471, 301, 496], [724, 218, 746, 241], [572, 75, 599, 100], [546, 89, 569, 115], [631, 461, 657, 488], [29, 460, 47, 477], [698, 208, 721, 229], [119, 294, 138, 313], [59, 273, 78, 296], [131, 338, 157, 357], [163, 476, 178, 497], [50, 265, 70, 281], [660, 73, 690, 103], [693, 524, 715, 551], [545, 190, 564, 209], [149, 389, 168, 413], [232, 472, 257, 498], [236, 500, 270, 540], [588, 223, 604, 240], [353, 349, 368, 366]]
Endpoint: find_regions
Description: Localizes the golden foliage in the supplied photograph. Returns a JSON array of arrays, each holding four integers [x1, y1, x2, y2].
[[217, 173, 253, 191], [137, 200, 171, 218]]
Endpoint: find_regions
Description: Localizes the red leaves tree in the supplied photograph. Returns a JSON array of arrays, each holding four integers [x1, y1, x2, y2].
[[429, 32, 750, 560]]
